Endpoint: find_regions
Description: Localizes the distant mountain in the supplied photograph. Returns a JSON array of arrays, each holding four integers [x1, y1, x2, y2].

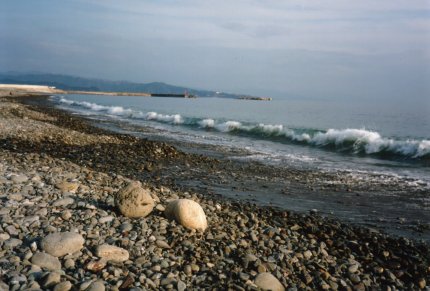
[[0, 72, 240, 98]]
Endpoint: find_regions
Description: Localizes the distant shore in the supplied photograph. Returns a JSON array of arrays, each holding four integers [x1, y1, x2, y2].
[[0, 92, 428, 290], [0, 84, 151, 97], [0, 84, 272, 100], [238, 96, 273, 101]]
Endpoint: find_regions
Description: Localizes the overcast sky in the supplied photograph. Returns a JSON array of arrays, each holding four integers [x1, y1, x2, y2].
[[1, 0, 429, 100]]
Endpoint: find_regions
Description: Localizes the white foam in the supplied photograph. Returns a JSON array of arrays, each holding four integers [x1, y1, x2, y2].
[[309, 128, 430, 157], [416, 140, 430, 157], [216, 121, 242, 132], [199, 119, 215, 128], [144, 112, 183, 124], [286, 130, 311, 142], [58, 97, 132, 115], [107, 106, 131, 115], [256, 123, 283, 134], [59, 97, 74, 105]]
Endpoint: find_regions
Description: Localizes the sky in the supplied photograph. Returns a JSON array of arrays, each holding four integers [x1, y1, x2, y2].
[[1, 0, 430, 100]]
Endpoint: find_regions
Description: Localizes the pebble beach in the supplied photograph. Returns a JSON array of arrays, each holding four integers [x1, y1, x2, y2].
[[0, 94, 429, 290]]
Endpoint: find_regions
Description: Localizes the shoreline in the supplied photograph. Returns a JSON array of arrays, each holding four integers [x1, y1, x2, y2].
[[0, 84, 274, 100], [0, 94, 429, 289], [49, 94, 430, 242]]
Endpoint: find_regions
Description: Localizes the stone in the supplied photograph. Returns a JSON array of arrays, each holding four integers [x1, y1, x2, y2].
[[254, 273, 285, 291], [41, 232, 85, 257], [184, 265, 192, 276], [348, 264, 359, 273], [257, 264, 267, 273], [99, 216, 114, 223], [52, 197, 74, 207], [329, 281, 339, 290], [64, 258, 75, 269], [156, 240, 171, 249], [86, 280, 106, 291], [303, 250, 312, 260], [0, 209, 10, 215], [161, 278, 174, 286], [0, 233, 10, 241], [56, 181, 79, 193], [161, 260, 170, 268], [80, 281, 93, 290], [165, 199, 208, 231], [42, 272, 61, 288], [61, 210, 72, 220], [3, 238, 23, 249], [53, 281, 72, 291], [96, 244, 129, 262], [8, 194, 23, 201], [156, 204, 165, 211], [31, 252, 61, 271], [30, 241, 37, 252], [240, 272, 251, 281], [10, 174, 28, 183], [349, 273, 361, 284], [119, 223, 133, 233], [0, 280, 8, 290], [35, 208, 48, 216], [29, 281, 41, 289], [9, 274, 27, 285], [6, 225, 18, 236], [115, 181, 155, 218], [245, 254, 258, 262], [23, 215, 39, 224], [177, 280, 186, 291], [86, 259, 107, 272]]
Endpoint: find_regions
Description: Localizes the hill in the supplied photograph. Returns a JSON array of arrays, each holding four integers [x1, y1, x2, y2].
[[0, 72, 239, 98]]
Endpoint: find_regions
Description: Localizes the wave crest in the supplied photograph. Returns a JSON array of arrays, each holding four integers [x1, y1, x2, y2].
[[309, 129, 430, 158], [59, 97, 132, 115], [55, 96, 430, 160], [145, 112, 183, 124]]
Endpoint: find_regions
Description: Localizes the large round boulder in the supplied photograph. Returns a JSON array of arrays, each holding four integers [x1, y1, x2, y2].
[[165, 199, 207, 231], [115, 181, 155, 218], [41, 232, 84, 257], [255, 273, 285, 291]]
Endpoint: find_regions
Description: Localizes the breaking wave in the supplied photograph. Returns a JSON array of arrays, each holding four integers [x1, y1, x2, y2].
[[56, 96, 430, 160], [58, 97, 133, 115]]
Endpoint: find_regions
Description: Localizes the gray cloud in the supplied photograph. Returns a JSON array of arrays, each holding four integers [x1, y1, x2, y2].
[[1, 0, 429, 100]]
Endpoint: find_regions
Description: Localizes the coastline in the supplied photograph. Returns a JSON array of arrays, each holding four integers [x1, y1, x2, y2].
[[0, 94, 429, 289], [49, 94, 430, 242], [0, 84, 272, 100]]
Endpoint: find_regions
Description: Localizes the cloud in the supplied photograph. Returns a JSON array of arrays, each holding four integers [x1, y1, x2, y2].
[[1, 0, 429, 100], [71, 0, 429, 55]]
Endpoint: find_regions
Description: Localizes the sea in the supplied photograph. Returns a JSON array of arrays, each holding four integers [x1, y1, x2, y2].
[[48, 94, 430, 239], [51, 94, 429, 185]]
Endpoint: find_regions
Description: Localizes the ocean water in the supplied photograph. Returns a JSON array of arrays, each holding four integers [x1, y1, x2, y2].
[[51, 94, 430, 187]]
